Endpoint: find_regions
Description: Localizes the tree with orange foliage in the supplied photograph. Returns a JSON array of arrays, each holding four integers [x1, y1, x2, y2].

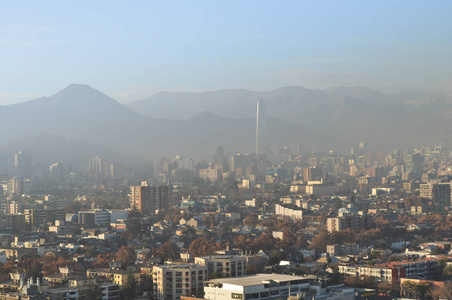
[[429, 282, 452, 300], [94, 253, 115, 268], [243, 214, 258, 227], [0, 260, 16, 281], [308, 230, 331, 251], [189, 237, 219, 257], [344, 275, 377, 289], [250, 232, 276, 252], [233, 235, 252, 251], [19, 256, 42, 279], [116, 246, 137, 267], [151, 241, 178, 261]]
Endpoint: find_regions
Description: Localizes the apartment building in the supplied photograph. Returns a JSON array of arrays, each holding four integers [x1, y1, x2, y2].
[[194, 255, 247, 277], [153, 264, 208, 300]]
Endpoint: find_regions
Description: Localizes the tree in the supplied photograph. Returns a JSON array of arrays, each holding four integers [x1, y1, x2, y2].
[[344, 275, 377, 289], [280, 229, 296, 249], [443, 265, 452, 280], [309, 230, 331, 251], [378, 281, 400, 298], [401, 280, 415, 298], [120, 270, 138, 300], [19, 256, 43, 280], [233, 235, 252, 251], [414, 282, 432, 300], [126, 208, 143, 239], [151, 242, 178, 261], [0, 260, 16, 281], [243, 214, 258, 227], [429, 282, 452, 300], [80, 282, 102, 300], [189, 237, 218, 257], [251, 232, 276, 252], [94, 253, 115, 268], [116, 246, 137, 267]]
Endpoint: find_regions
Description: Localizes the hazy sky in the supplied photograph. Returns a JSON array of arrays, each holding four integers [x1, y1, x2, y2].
[[1, 0, 452, 104]]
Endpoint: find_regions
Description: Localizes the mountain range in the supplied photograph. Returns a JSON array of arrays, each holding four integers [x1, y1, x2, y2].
[[127, 86, 452, 152], [0, 84, 451, 170]]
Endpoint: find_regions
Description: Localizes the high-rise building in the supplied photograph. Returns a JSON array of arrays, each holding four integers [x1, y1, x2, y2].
[[255, 99, 267, 154], [89, 156, 110, 179], [14, 150, 32, 178], [420, 181, 451, 205], [130, 182, 169, 215], [153, 264, 208, 300]]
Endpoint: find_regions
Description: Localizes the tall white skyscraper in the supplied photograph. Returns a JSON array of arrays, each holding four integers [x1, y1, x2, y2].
[[256, 99, 267, 154]]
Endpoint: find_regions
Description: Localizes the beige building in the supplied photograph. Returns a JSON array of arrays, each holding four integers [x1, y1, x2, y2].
[[86, 269, 140, 286], [305, 183, 336, 196], [327, 244, 359, 256], [195, 255, 247, 278], [153, 264, 208, 300], [419, 182, 451, 204], [199, 168, 222, 182], [327, 214, 372, 233]]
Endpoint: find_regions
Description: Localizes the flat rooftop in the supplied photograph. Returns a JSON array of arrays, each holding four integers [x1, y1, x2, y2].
[[206, 274, 308, 287]]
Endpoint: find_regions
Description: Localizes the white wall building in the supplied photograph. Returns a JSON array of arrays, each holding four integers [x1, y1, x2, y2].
[[275, 204, 303, 220], [204, 274, 310, 300]]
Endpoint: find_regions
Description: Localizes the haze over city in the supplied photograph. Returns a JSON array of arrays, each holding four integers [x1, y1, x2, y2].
[[2, 2, 452, 300]]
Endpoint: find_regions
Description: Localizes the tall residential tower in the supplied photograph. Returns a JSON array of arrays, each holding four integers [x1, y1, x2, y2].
[[256, 99, 267, 154]]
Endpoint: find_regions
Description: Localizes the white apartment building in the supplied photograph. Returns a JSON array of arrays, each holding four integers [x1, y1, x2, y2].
[[275, 204, 303, 220]]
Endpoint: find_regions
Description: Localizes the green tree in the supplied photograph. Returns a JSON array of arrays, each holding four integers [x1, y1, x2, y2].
[[120, 270, 138, 300], [126, 208, 143, 239], [443, 265, 452, 280], [80, 282, 102, 300]]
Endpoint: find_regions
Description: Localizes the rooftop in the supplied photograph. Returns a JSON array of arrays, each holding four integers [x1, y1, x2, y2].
[[206, 274, 308, 287]]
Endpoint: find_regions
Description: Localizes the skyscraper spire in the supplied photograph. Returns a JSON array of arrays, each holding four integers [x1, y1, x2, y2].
[[256, 98, 267, 154]]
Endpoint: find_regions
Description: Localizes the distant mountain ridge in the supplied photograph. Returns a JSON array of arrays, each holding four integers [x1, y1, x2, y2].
[[0, 84, 337, 168], [1, 84, 451, 171], [126, 85, 410, 120], [126, 85, 452, 152]]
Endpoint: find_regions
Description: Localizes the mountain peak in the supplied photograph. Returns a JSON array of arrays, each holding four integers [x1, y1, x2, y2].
[[54, 83, 102, 97], [45, 84, 118, 107], [9, 84, 123, 111]]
